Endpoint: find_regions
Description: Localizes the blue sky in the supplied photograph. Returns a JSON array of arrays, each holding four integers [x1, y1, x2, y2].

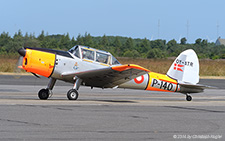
[[0, 0, 224, 43]]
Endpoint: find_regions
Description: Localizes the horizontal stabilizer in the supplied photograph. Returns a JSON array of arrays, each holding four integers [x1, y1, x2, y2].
[[179, 82, 217, 93], [180, 82, 217, 89]]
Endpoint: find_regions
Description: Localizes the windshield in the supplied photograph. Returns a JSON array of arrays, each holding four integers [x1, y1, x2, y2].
[[68, 46, 75, 53], [68, 46, 80, 58], [112, 56, 120, 65]]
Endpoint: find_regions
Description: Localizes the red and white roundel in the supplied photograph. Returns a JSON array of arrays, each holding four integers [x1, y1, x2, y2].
[[134, 75, 144, 84]]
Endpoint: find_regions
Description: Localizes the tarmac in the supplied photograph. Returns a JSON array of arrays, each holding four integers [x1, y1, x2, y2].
[[0, 75, 224, 140]]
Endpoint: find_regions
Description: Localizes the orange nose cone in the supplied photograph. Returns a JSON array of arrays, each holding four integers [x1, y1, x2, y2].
[[24, 49, 56, 78]]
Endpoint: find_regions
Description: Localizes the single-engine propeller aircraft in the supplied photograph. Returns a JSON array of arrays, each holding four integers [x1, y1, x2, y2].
[[18, 45, 212, 101]]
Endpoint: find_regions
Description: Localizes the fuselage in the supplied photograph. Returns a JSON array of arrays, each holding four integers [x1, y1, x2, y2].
[[19, 45, 202, 94]]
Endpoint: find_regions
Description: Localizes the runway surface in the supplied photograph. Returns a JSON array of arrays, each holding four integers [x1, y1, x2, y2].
[[0, 75, 224, 140]]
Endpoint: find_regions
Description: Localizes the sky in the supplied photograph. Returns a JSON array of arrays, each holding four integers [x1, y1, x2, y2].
[[0, 0, 224, 43]]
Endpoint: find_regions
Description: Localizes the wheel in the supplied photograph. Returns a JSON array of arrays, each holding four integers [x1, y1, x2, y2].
[[38, 89, 50, 100], [186, 95, 192, 101], [67, 89, 79, 100]]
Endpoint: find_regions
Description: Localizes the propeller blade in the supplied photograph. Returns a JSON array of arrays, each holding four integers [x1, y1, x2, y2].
[[15, 56, 23, 72], [13, 56, 23, 79]]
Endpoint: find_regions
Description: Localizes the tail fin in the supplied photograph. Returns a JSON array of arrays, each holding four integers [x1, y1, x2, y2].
[[167, 49, 199, 84]]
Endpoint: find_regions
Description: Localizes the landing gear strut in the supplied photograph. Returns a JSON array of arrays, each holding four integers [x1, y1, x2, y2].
[[38, 78, 56, 100], [186, 94, 192, 101], [37, 77, 82, 100], [67, 77, 82, 100]]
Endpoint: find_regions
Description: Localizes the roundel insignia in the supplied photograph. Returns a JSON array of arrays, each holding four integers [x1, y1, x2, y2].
[[134, 75, 144, 84]]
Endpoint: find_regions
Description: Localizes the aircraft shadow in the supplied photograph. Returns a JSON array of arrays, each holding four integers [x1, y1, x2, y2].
[[79, 99, 138, 103]]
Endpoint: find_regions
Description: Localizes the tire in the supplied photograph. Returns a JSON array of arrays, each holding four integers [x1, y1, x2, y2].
[[38, 89, 49, 100], [67, 89, 79, 100], [186, 95, 192, 101]]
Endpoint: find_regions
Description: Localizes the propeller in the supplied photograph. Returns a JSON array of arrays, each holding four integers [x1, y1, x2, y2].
[[14, 48, 26, 79], [13, 56, 23, 79], [15, 47, 41, 79]]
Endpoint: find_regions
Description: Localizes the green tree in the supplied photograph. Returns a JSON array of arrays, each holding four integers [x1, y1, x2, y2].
[[71, 37, 76, 47], [195, 38, 202, 45], [139, 38, 150, 53], [146, 48, 165, 59], [150, 39, 166, 50], [123, 50, 140, 58], [38, 30, 45, 41], [1, 30, 225, 59], [76, 34, 84, 45], [201, 39, 208, 46], [113, 36, 122, 48], [0, 32, 11, 47], [11, 30, 24, 53], [180, 37, 187, 44], [124, 37, 134, 50], [83, 33, 93, 47], [167, 39, 177, 48], [100, 34, 108, 46], [59, 33, 71, 49]]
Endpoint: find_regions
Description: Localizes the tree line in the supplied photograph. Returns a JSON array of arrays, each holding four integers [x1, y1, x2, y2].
[[0, 30, 225, 59]]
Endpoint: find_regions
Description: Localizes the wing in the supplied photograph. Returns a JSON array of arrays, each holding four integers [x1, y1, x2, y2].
[[61, 64, 150, 88]]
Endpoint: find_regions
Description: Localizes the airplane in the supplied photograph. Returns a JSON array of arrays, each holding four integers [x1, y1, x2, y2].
[[17, 45, 212, 101]]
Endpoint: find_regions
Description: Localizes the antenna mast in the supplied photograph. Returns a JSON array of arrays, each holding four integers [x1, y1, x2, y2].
[[158, 19, 160, 39], [186, 20, 189, 41], [217, 21, 220, 38]]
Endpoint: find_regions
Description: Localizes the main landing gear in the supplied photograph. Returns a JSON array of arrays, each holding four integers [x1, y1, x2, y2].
[[38, 77, 82, 100], [67, 89, 79, 100], [67, 77, 82, 100], [186, 94, 192, 101]]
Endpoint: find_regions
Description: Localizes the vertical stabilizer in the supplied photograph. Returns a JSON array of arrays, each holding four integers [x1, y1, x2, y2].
[[167, 49, 199, 84]]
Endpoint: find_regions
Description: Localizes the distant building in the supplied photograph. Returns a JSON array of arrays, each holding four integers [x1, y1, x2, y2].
[[215, 37, 225, 46]]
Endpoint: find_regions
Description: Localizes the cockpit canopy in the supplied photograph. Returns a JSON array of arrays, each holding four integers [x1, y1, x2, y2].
[[68, 45, 121, 65]]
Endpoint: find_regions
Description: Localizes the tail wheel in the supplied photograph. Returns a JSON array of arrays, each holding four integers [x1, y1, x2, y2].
[[67, 89, 79, 100], [186, 95, 192, 101], [38, 89, 50, 100]]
